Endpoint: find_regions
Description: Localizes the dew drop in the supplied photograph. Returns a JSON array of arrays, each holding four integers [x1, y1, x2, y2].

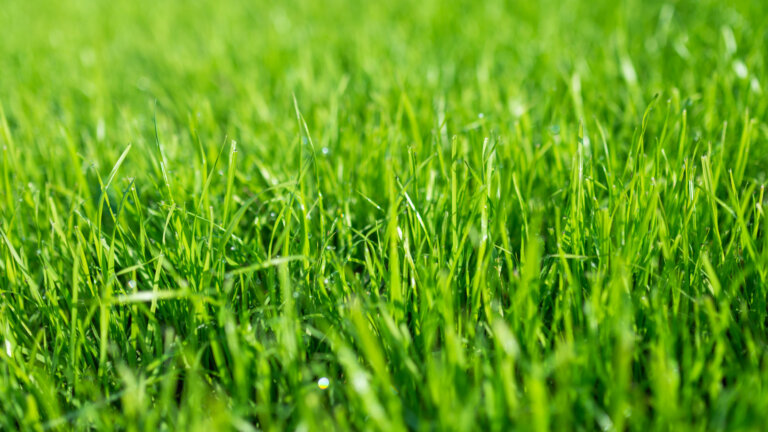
[[317, 377, 330, 390]]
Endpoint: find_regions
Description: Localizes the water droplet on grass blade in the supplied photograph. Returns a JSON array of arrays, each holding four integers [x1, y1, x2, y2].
[[128, 280, 137, 289], [318, 377, 330, 389]]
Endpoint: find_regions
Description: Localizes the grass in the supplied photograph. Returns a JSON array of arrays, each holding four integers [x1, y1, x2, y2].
[[1, 0, 768, 430]]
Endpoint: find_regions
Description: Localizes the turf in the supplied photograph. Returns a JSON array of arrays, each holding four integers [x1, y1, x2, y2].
[[1, 0, 768, 430]]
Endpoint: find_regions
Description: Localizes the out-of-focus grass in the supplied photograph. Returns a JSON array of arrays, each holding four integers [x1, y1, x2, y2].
[[1, 0, 767, 430]]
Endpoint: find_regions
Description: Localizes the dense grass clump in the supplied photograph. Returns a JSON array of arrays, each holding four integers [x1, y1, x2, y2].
[[1, 0, 768, 430]]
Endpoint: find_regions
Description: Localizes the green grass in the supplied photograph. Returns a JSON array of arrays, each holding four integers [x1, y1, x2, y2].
[[1, 0, 768, 430]]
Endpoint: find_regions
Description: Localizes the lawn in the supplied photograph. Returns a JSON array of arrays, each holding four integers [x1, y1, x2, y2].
[[1, 0, 768, 430]]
